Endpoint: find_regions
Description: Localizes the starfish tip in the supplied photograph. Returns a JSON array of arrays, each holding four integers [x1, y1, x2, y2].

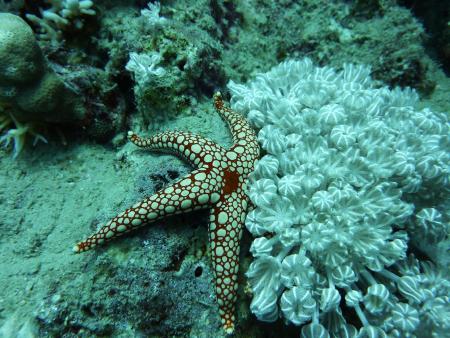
[[224, 325, 234, 335], [213, 92, 224, 110]]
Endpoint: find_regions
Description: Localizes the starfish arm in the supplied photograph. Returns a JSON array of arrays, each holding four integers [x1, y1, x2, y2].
[[73, 167, 223, 253], [128, 130, 227, 168], [214, 92, 259, 149], [208, 191, 248, 334]]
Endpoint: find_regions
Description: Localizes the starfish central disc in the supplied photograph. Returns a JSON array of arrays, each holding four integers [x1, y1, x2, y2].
[[223, 169, 240, 194]]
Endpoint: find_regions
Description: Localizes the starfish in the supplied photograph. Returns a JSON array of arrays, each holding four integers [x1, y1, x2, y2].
[[73, 92, 260, 334]]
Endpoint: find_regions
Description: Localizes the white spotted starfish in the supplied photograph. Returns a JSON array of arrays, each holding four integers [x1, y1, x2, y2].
[[73, 92, 260, 334]]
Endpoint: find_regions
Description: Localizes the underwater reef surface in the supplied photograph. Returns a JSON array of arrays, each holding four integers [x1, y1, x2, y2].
[[0, 0, 448, 337]]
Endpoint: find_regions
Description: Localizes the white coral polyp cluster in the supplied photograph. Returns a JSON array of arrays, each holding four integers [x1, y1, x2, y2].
[[228, 59, 449, 337], [126, 51, 166, 89], [26, 0, 96, 42]]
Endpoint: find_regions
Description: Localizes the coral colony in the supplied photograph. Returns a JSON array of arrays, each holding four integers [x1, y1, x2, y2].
[[228, 58, 449, 337]]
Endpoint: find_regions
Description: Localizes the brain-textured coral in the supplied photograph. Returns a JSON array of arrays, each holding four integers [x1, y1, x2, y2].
[[228, 58, 449, 336], [0, 13, 85, 156]]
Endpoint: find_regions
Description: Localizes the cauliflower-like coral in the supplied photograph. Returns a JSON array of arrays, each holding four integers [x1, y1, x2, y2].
[[228, 59, 449, 336], [140, 1, 167, 29], [126, 51, 166, 90]]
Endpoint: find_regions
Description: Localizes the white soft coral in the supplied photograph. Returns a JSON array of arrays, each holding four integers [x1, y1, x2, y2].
[[231, 58, 450, 336], [0, 114, 47, 158]]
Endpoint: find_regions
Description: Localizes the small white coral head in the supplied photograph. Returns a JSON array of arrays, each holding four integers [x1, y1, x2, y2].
[[258, 125, 287, 155], [345, 290, 362, 307], [278, 148, 302, 175], [280, 287, 316, 326], [397, 276, 425, 304], [363, 284, 390, 314], [258, 196, 297, 232], [341, 63, 372, 86], [332, 266, 357, 288], [126, 52, 165, 87], [246, 256, 282, 294], [320, 287, 341, 312], [278, 228, 300, 247], [311, 190, 334, 211], [285, 133, 302, 148], [266, 96, 300, 129], [296, 79, 336, 109], [391, 151, 414, 176], [141, 1, 167, 28], [300, 323, 330, 338], [228, 80, 266, 112], [377, 238, 408, 267], [323, 244, 349, 267], [358, 326, 388, 338], [301, 222, 333, 253], [391, 303, 420, 332], [319, 103, 346, 126], [245, 209, 267, 236], [278, 174, 303, 199], [329, 124, 356, 150], [416, 154, 444, 180], [338, 90, 372, 112], [414, 108, 448, 133], [414, 207, 446, 242], [247, 178, 277, 207], [296, 163, 325, 194], [281, 253, 315, 289], [249, 288, 279, 322], [247, 109, 266, 129], [252, 154, 279, 178], [42, 11, 69, 26], [62, 0, 96, 18], [250, 237, 274, 257]]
